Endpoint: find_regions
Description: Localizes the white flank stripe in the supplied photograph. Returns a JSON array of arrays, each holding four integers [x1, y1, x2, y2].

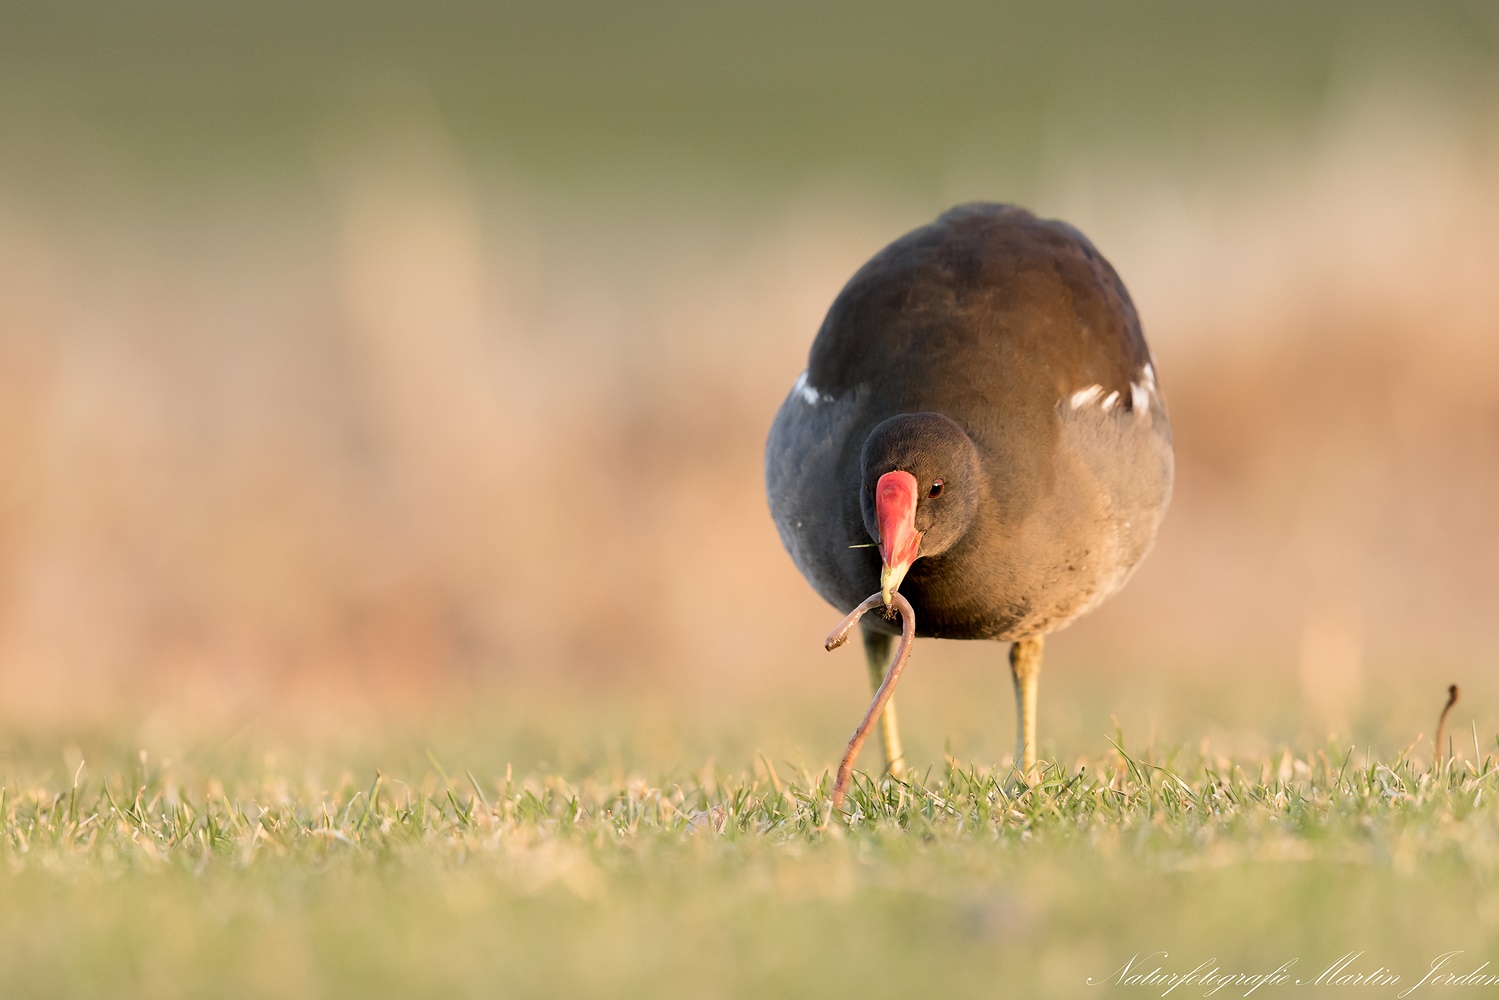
[[793, 370, 828, 406], [1068, 384, 1104, 409]]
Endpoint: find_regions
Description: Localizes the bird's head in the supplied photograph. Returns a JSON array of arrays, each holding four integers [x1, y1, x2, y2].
[[859, 413, 983, 606]]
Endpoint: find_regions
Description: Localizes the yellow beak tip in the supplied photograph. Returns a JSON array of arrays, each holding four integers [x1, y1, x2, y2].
[[878, 564, 904, 607]]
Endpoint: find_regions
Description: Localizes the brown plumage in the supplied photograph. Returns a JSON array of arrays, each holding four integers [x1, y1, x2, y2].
[[765, 202, 1173, 777]]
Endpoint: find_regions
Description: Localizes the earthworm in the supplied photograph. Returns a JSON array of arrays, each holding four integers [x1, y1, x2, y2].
[[824, 592, 916, 811]]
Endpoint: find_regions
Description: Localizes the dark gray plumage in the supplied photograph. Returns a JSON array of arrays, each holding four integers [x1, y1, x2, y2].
[[765, 202, 1173, 775]]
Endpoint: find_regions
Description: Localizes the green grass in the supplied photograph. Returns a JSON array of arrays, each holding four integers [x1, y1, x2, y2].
[[4, 731, 1499, 999]]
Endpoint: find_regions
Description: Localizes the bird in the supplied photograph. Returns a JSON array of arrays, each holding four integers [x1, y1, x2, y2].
[[765, 202, 1173, 784]]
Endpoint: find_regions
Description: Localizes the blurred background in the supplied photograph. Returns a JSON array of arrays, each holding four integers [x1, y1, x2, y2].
[[0, 1, 1496, 763]]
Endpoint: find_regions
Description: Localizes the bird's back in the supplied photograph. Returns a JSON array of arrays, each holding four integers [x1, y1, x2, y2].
[[767, 203, 1173, 639], [809, 203, 1150, 440]]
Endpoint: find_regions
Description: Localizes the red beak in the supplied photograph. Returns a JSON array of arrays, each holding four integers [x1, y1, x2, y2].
[[875, 470, 922, 605]]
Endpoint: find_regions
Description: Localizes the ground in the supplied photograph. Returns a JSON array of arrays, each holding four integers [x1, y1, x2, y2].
[[2, 707, 1496, 1000]]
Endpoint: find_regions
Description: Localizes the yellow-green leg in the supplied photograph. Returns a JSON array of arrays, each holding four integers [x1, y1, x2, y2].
[[1010, 636, 1044, 777], [861, 625, 908, 779]]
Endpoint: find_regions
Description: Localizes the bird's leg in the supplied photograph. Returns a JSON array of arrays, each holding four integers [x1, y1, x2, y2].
[[860, 624, 908, 780], [1009, 636, 1044, 779]]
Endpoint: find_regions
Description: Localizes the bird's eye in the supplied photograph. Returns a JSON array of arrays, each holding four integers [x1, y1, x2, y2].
[[928, 479, 944, 498]]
